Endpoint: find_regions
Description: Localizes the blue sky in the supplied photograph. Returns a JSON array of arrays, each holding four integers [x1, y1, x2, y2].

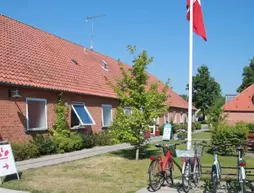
[[1, 0, 254, 95]]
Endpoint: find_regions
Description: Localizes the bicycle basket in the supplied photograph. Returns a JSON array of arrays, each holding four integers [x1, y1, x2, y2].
[[163, 145, 177, 157], [175, 149, 195, 158], [195, 145, 204, 156]]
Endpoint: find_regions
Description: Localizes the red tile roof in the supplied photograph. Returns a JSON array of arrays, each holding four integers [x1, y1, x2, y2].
[[223, 84, 254, 112], [0, 15, 194, 110]]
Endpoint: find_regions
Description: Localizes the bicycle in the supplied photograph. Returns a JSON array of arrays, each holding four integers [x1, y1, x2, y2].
[[210, 146, 221, 193], [148, 143, 178, 191], [180, 140, 205, 192], [237, 145, 246, 193]]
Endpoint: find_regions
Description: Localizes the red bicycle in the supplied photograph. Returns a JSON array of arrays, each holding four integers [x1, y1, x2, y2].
[[148, 143, 178, 191]]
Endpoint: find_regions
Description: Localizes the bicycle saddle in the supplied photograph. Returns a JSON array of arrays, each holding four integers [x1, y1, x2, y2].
[[237, 146, 244, 150], [155, 144, 162, 148], [212, 146, 217, 151]]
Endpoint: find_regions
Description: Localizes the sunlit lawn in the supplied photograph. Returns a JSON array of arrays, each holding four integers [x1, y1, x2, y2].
[[1, 131, 254, 193]]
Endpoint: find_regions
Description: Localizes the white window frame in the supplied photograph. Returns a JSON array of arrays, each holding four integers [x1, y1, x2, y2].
[[102, 60, 108, 71], [71, 103, 95, 126], [26, 97, 47, 131], [101, 104, 113, 127]]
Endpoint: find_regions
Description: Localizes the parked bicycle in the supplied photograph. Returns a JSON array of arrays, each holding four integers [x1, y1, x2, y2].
[[148, 143, 178, 191], [180, 140, 205, 192], [237, 145, 246, 193], [210, 146, 222, 193]]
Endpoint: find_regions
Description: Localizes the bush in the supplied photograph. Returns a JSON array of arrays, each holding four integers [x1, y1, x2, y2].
[[247, 123, 254, 131], [79, 133, 96, 148], [177, 131, 187, 140], [94, 130, 114, 146], [193, 122, 201, 130], [211, 122, 249, 156], [32, 134, 58, 155], [159, 124, 165, 135], [53, 131, 84, 153], [12, 142, 40, 161]]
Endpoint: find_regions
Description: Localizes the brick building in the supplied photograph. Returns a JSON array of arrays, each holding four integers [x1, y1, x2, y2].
[[223, 84, 254, 125], [0, 15, 195, 142]]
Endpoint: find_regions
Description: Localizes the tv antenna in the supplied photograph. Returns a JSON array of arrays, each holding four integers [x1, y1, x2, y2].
[[86, 14, 106, 50]]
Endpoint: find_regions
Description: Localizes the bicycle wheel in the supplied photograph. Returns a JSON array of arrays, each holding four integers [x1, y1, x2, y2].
[[217, 160, 222, 181], [148, 160, 164, 191], [182, 162, 191, 192], [194, 159, 202, 185], [165, 160, 173, 185], [211, 170, 218, 193], [238, 168, 245, 193]]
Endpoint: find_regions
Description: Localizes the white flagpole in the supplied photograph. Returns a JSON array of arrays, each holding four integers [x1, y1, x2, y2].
[[187, 0, 194, 150]]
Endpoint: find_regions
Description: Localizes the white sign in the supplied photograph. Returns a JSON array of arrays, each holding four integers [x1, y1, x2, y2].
[[0, 143, 19, 181], [163, 123, 172, 140]]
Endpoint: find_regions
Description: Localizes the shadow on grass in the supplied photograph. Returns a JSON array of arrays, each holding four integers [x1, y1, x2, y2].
[[3, 172, 23, 183], [110, 144, 160, 160]]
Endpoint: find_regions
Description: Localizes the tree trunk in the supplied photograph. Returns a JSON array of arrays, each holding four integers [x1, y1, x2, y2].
[[135, 147, 139, 161]]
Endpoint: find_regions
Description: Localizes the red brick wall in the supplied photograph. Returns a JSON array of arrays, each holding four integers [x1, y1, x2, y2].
[[224, 111, 254, 125], [0, 84, 190, 142], [0, 85, 118, 142]]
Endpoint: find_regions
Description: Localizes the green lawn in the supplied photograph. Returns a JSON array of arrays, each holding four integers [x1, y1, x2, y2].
[[192, 130, 212, 139], [1, 131, 254, 193]]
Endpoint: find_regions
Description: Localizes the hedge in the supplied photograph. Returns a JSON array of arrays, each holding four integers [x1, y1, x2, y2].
[[211, 122, 249, 156]]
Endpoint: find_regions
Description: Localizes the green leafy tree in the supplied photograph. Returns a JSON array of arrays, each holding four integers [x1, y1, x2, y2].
[[187, 65, 222, 118], [107, 46, 169, 160], [180, 94, 188, 102], [207, 97, 227, 128], [237, 58, 254, 93]]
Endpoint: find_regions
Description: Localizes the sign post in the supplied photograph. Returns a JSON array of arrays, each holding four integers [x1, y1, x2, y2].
[[162, 123, 172, 141], [0, 141, 19, 184]]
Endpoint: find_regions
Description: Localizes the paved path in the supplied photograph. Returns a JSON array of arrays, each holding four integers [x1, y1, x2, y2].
[[16, 129, 209, 171], [0, 188, 29, 193], [16, 136, 163, 171]]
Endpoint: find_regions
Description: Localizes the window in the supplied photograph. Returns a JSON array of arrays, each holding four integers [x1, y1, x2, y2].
[[180, 112, 184, 123], [173, 112, 177, 123], [71, 103, 95, 127], [124, 106, 132, 115], [164, 113, 169, 123], [26, 98, 47, 131], [102, 60, 108, 71], [102, 105, 112, 127]]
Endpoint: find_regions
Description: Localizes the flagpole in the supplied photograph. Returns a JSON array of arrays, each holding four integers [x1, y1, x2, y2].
[[187, 0, 193, 150]]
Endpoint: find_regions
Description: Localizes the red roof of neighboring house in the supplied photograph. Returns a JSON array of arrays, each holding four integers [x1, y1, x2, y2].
[[0, 15, 195, 110], [223, 84, 254, 112]]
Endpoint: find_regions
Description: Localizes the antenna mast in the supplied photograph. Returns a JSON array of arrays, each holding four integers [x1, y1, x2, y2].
[[86, 14, 106, 50]]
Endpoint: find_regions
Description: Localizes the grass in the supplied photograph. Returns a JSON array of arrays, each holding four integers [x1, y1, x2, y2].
[[192, 130, 212, 139], [1, 131, 254, 193]]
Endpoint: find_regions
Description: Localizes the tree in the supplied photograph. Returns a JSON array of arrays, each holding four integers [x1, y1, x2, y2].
[[237, 58, 254, 93], [180, 94, 188, 102], [107, 46, 169, 160], [207, 96, 227, 128], [187, 65, 222, 118]]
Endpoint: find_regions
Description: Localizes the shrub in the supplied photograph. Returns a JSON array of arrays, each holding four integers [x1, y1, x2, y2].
[[211, 122, 249, 156], [159, 124, 165, 135], [94, 130, 114, 146], [193, 122, 201, 130], [79, 133, 96, 148], [12, 142, 40, 161], [32, 134, 58, 155], [247, 123, 254, 131], [53, 131, 84, 153], [177, 131, 187, 140]]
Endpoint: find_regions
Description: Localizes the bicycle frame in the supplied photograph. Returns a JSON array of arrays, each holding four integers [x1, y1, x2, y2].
[[212, 150, 221, 180], [150, 145, 174, 172], [238, 148, 246, 182]]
